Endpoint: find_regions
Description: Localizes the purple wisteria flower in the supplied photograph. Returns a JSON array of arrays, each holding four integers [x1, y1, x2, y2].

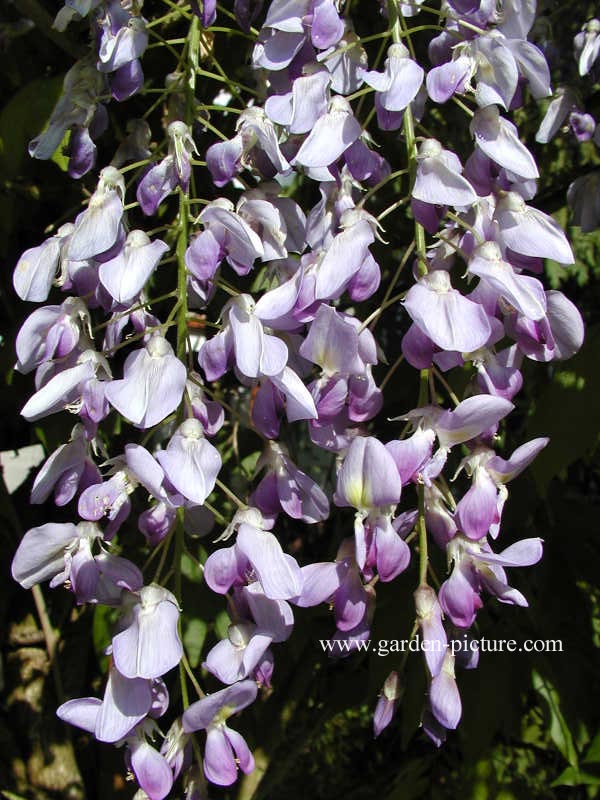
[[112, 585, 183, 679], [68, 167, 125, 261], [105, 334, 186, 428], [156, 418, 222, 505], [138, 122, 197, 215], [182, 680, 257, 786]]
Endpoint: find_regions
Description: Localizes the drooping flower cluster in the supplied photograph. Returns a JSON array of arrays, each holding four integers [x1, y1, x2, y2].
[[10, 0, 585, 796]]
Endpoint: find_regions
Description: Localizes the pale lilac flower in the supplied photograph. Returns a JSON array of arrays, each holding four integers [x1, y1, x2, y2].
[[493, 191, 575, 264], [265, 67, 331, 134], [69, 540, 143, 605], [316, 27, 368, 94], [99, 230, 169, 303], [204, 582, 293, 684], [345, 139, 391, 187], [574, 18, 600, 76], [21, 350, 111, 423], [126, 724, 174, 800], [191, 0, 217, 25], [10, 519, 139, 604], [361, 43, 424, 112], [28, 60, 104, 163], [31, 424, 100, 506], [137, 121, 197, 215], [111, 58, 144, 101], [404, 270, 492, 354], [236, 521, 303, 600], [182, 680, 257, 786], [535, 87, 578, 144], [357, 512, 411, 583], [112, 585, 183, 679], [139, 502, 176, 546], [467, 241, 546, 321], [185, 374, 224, 436], [424, 483, 458, 548], [16, 297, 90, 374], [254, 440, 329, 523], [97, 5, 148, 74], [506, 290, 584, 361], [251, 366, 318, 437], [294, 97, 362, 169], [429, 652, 461, 729], [78, 468, 134, 534], [12, 521, 90, 590], [412, 139, 477, 209], [433, 395, 514, 449], [426, 54, 472, 103], [454, 437, 549, 540], [414, 585, 447, 677], [68, 167, 125, 261], [13, 223, 73, 303], [204, 540, 251, 595], [198, 200, 264, 276], [237, 188, 307, 262], [156, 418, 222, 505], [105, 334, 187, 428], [390, 396, 514, 492], [475, 345, 523, 400], [199, 294, 288, 381], [470, 106, 539, 180], [57, 667, 154, 743], [253, 0, 343, 72], [313, 209, 379, 300], [206, 107, 290, 186], [439, 535, 543, 628], [569, 111, 596, 142], [335, 436, 402, 511], [373, 671, 402, 737], [300, 305, 362, 375]]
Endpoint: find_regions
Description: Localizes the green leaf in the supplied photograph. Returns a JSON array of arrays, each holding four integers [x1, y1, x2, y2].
[[0, 76, 64, 180], [551, 766, 600, 787], [50, 129, 70, 172], [532, 670, 579, 768], [239, 450, 261, 479], [584, 729, 600, 764], [183, 618, 207, 668], [93, 605, 118, 672], [181, 551, 203, 584], [214, 609, 230, 640]]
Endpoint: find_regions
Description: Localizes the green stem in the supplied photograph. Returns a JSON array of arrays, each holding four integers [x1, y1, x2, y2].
[[417, 482, 429, 587], [358, 290, 406, 331], [388, 0, 427, 275], [402, 105, 427, 275], [368, 241, 415, 333], [432, 365, 460, 406], [359, 168, 408, 206], [377, 196, 410, 221], [215, 477, 246, 509], [417, 368, 430, 586], [452, 95, 475, 117], [176, 188, 189, 362]]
